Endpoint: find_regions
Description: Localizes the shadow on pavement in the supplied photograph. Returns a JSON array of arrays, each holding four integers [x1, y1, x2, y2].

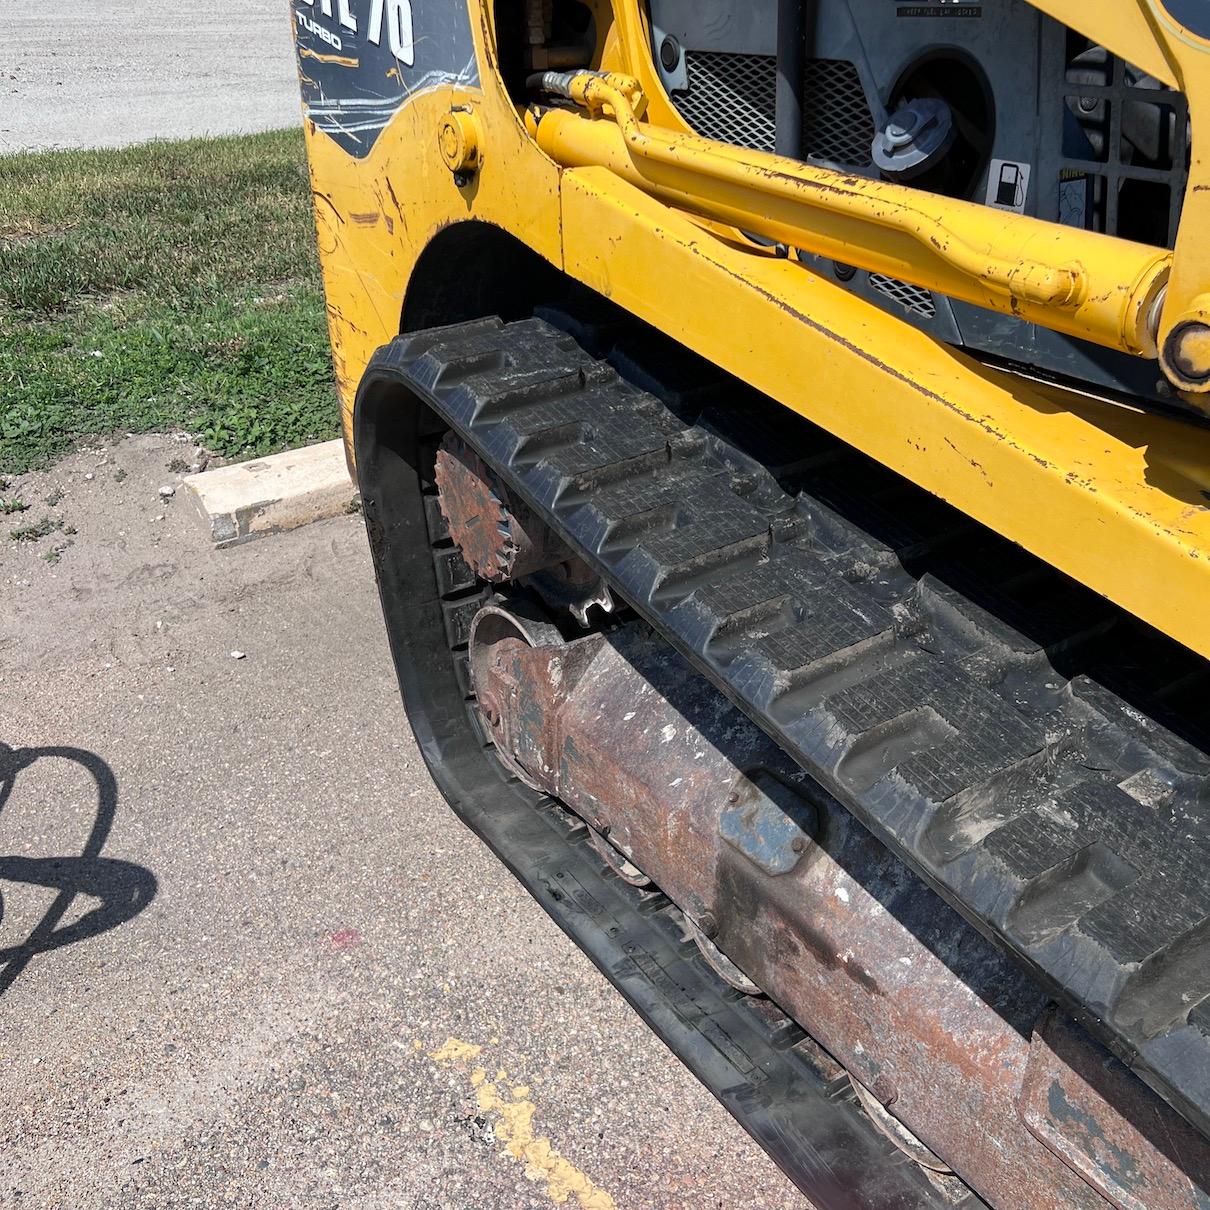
[[0, 742, 157, 996]]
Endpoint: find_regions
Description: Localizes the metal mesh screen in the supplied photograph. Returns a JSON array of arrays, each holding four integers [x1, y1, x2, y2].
[[802, 60, 874, 167], [678, 52, 776, 153], [675, 54, 875, 167], [868, 274, 937, 318]]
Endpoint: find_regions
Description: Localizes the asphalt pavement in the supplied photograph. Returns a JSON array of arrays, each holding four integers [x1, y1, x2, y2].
[[0, 435, 807, 1208]]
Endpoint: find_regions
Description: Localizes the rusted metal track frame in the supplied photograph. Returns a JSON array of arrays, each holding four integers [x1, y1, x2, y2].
[[470, 612, 1210, 1210], [354, 364, 976, 1209]]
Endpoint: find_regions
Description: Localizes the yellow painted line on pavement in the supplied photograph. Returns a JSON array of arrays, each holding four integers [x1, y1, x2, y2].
[[427, 1037, 618, 1210]]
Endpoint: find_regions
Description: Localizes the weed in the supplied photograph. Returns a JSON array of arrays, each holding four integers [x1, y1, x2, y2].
[[1, 497, 30, 514], [10, 515, 61, 542]]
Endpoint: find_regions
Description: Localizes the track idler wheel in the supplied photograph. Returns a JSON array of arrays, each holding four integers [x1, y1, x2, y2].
[[467, 603, 564, 791], [435, 433, 613, 624]]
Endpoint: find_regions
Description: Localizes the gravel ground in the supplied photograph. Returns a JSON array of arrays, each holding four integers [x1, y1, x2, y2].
[[1, 1, 300, 152], [0, 436, 807, 1209]]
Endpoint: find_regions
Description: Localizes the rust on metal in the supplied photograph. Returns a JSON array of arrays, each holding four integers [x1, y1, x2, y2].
[[468, 603, 1210, 1210], [436, 432, 612, 623], [1021, 1007, 1210, 1210], [434, 432, 568, 581]]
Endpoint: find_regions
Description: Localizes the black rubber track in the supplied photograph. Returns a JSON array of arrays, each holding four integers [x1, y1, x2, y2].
[[356, 311, 1210, 1144], [354, 368, 982, 1208]]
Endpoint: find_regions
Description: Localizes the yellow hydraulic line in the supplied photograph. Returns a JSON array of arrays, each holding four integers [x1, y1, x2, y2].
[[528, 72, 1171, 359]]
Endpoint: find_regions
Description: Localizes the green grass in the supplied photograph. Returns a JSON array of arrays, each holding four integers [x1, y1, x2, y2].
[[0, 128, 337, 475]]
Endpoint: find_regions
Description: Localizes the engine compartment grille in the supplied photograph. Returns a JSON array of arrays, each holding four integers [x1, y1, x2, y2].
[[672, 35, 1187, 250], [654, 5, 1193, 407], [675, 53, 875, 167], [801, 59, 874, 166], [869, 274, 937, 318], [678, 51, 776, 153]]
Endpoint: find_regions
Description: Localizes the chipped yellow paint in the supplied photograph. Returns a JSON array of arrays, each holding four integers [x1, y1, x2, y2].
[[428, 1039, 617, 1210], [299, 47, 359, 68], [531, 72, 1170, 358], [299, 0, 1210, 660]]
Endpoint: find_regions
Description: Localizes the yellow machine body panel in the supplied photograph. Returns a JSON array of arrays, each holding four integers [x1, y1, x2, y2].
[[294, 0, 1210, 661]]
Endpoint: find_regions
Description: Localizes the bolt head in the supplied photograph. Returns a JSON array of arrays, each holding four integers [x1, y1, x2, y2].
[[1158, 294, 1210, 395]]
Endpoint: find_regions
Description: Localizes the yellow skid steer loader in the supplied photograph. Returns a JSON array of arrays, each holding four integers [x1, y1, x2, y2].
[[293, 2, 1210, 1204]]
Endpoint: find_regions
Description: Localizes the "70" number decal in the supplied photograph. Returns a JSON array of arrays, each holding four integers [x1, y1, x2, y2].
[[300, 0, 415, 66], [367, 0, 415, 67]]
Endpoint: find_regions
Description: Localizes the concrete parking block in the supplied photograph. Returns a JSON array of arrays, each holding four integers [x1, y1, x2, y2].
[[184, 439, 355, 548]]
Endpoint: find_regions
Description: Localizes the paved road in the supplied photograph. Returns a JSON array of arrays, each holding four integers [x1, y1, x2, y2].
[[0, 435, 806, 1208], [1, 1, 300, 153]]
